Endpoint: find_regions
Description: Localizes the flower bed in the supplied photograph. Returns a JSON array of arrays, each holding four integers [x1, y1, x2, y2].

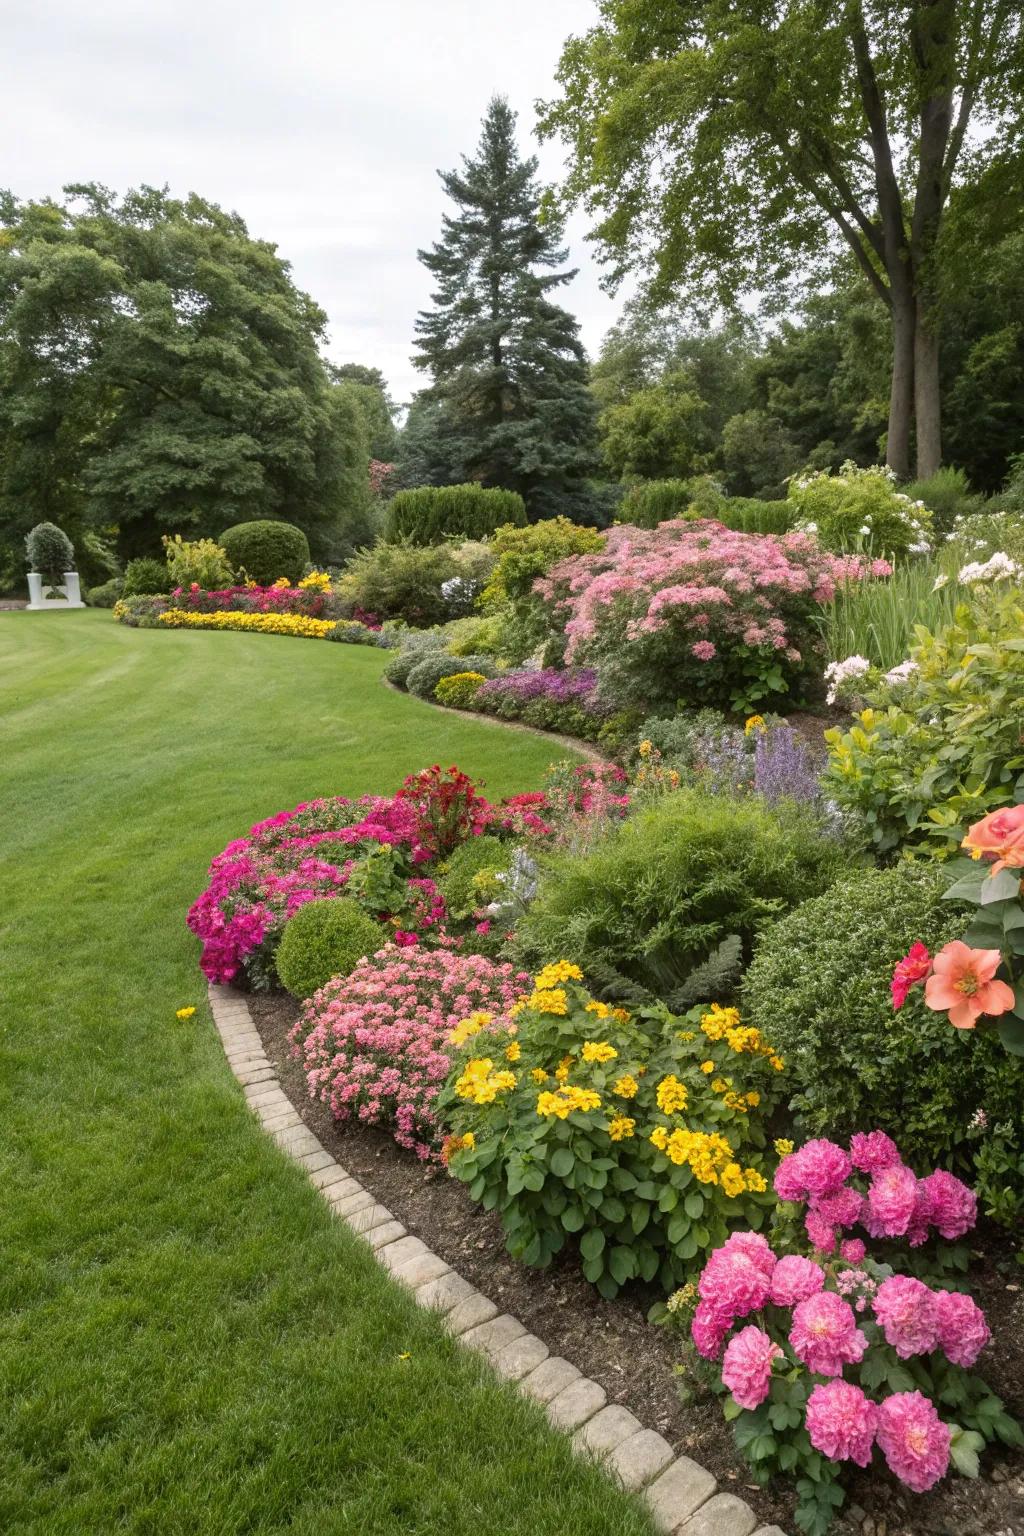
[[113, 582, 386, 645]]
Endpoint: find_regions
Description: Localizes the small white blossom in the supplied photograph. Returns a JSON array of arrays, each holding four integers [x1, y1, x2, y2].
[[883, 660, 918, 687], [958, 551, 1021, 584], [824, 654, 872, 705]]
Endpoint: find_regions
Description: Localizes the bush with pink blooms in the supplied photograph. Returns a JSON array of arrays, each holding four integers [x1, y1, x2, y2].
[[660, 1133, 1021, 1534], [533, 519, 890, 714], [289, 944, 528, 1159]]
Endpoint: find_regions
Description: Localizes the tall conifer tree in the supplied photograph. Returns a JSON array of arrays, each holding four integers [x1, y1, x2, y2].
[[413, 97, 597, 519]]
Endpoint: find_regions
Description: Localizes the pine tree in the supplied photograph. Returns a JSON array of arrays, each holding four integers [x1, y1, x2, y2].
[[413, 97, 597, 519]]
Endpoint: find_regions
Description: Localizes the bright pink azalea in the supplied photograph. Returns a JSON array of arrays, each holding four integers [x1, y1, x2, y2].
[[849, 1130, 902, 1174], [806, 1380, 878, 1467], [932, 1289, 991, 1368], [891, 942, 932, 1009], [872, 1276, 940, 1359], [721, 1326, 782, 1410], [789, 1292, 868, 1376], [875, 1391, 951, 1493], [769, 1255, 825, 1306], [865, 1162, 919, 1238]]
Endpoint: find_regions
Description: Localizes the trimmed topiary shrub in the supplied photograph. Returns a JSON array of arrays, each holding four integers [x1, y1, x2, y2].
[[122, 557, 169, 596], [275, 897, 384, 1000], [25, 522, 76, 584], [219, 520, 310, 585], [437, 834, 512, 920], [741, 862, 1024, 1231], [405, 652, 498, 700], [434, 671, 488, 709], [514, 790, 847, 1007], [384, 484, 525, 544]]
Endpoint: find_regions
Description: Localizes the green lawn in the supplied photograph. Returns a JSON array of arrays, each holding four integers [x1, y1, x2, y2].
[[0, 611, 655, 1536]]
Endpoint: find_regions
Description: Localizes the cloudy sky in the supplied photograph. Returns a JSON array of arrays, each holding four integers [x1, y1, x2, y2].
[[8, 0, 629, 404]]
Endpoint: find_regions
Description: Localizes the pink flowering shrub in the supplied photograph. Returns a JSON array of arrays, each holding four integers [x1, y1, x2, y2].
[[663, 1133, 1021, 1533], [533, 520, 890, 713], [289, 945, 527, 1159]]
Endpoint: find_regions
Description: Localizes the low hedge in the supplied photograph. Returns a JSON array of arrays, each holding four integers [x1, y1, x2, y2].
[[384, 484, 526, 544]]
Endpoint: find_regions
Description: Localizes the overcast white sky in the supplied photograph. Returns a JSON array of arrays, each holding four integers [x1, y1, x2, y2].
[[7, 0, 629, 404]]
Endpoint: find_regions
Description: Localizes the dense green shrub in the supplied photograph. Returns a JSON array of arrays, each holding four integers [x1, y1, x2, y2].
[[787, 462, 932, 558], [479, 517, 606, 662], [441, 614, 505, 656], [905, 467, 984, 535], [384, 484, 525, 544], [620, 479, 694, 527], [717, 497, 794, 535], [275, 898, 384, 1000], [162, 533, 234, 589], [339, 542, 458, 626], [405, 652, 498, 700], [383, 632, 445, 687], [85, 577, 125, 607], [437, 835, 512, 919], [122, 557, 169, 596], [434, 671, 489, 709], [25, 522, 76, 584], [514, 790, 847, 1007], [741, 862, 1024, 1230], [219, 520, 310, 585], [824, 589, 1024, 851]]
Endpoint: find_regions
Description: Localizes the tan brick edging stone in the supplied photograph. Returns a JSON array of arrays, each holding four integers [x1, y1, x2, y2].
[[208, 982, 788, 1536]]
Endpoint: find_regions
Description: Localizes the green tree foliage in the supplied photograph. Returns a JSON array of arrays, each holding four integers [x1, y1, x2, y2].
[[540, 2, 1024, 479], [413, 97, 598, 518], [0, 184, 370, 561], [329, 363, 399, 461], [598, 369, 713, 481]]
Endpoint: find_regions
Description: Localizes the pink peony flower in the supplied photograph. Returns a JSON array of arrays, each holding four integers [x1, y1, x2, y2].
[[814, 1187, 864, 1230], [773, 1139, 851, 1203], [849, 1130, 902, 1174], [769, 1255, 825, 1307], [875, 1391, 951, 1493], [691, 1300, 732, 1360], [716, 1230, 776, 1275], [917, 1168, 978, 1240], [865, 1162, 918, 1238], [697, 1247, 773, 1320], [840, 1238, 866, 1263], [789, 1291, 868, 1376], [722, 1326, 782, 1410], [933, 1290, 991, 1368], [873, 1276, 939, 1359], [806, 1380, 878, 1467], [805, 1208, 839, 1254]]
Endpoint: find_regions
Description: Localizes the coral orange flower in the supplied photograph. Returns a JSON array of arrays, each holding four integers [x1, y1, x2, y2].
[[962, 804, 1024, 876], [923, 941, 1015, 1030]]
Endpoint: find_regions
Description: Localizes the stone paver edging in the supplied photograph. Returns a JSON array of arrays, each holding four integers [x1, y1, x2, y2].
[[208, 982, 788, 1536]]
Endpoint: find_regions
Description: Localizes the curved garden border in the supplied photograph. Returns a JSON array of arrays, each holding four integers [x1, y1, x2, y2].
[[380, 675, 610, 766], [207, 981, 787, 1536]]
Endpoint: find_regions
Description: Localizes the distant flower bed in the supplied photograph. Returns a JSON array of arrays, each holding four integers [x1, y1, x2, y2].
[[113, 585, 384, 645], [157, 609, 369, 641]]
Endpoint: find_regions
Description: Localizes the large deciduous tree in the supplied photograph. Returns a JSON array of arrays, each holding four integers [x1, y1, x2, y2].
[[413, 96, 598, 518], [0, 184, 369, 560], [538, 1, 1024, 479]]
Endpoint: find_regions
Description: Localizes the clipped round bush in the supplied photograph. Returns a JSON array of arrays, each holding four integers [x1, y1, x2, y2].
[[122, 557, 169, 596], [85, 577, 125, 608], [741, 862, 1024, 1227], [219, 520, 310, 585], [405, 652, 497, 700], [383, 632, 445, 688], [275, 897, 384, 1000], [25, 522, 76, 584], [437, 834, 513, 920], [515, 789, 847, 1007], [384, 484, 525, 544], [434, 671, 488, 709]]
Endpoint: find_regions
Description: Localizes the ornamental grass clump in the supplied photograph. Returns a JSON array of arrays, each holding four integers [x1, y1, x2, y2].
[[437, 978, 785, 1297], [290, 946, 528, 1160], [661, 1133, 1021, 1535], [534, 519, 890, 714]]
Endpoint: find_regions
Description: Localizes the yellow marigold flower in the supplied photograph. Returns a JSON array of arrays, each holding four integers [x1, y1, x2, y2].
[[612, 1007, 631, 1023], [584, 1000, 612, 1019], [505, 1041, 521, 1062], [554, 1055, 572, 1083], [649, 1126, 669, 1151], [770, 1055, 785, 1072], [527, 987, 569, 1016], [271, 576, 291, 588], [448, 1010, 493, 1046], [454, 1057, 516, 1104], [676, 1029, 696, 1042], [537, 1086, 601, 1119], [298, 570, 332, 591], [723, 1092, 749, 1113], [700, 1060, 714, 1074], [744, 1167, 768, 1193], [725, 1025, 763, 1054], [774, 1138, 794, 1157], [721, 1163, 747, 1198], [612, 1074, 638, 1099], [536, 1091, 568, 1119], [534, 960, 583, 988], [700, 1003, 741, 1041], [656, 1074, 688, 1115], [509, 1000, 526, 1017], [175, 1006, 196, 1020], [711, 1078, 730, 1094], [608, 1115, 635, 1141], [530, 1067, 548, 1085], [745, 1091, 760, 1108], [744, 714, 766, 736], [581, 1040, 618, 1063]]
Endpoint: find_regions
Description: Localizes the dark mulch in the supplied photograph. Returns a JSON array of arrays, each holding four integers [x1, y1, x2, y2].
[[248, 992, 1024, 1536]]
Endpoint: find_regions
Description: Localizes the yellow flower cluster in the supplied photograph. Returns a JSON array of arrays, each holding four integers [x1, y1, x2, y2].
[[699, 1003, 741, 1040], [774, 1138, 795, 1157], [175, 1006, 196, 1020], [297, 570, 332, 590], [442, 1131, 476, 1163], [505, 1041, 521, 1062], [655, 1074, 689, 1115], [157, 609, 342, 640], [534, 960, 584, 987], [649, 1125, 734, 1181], [531, 1067, 548, 1085], [271, 577, 291, 589], [581, 1040, 618, 1063], [721, 1163, 767, 1197], [700, 1004, 785, 1071], [744, 714, 767, 736], [526, 987, 569, 1015], [608, 1115, 636, 1141], [536, 1085, 602, 1118], [454, 1057, 517, 1105], [448, 1010, 493, 1046], [612, 1074, 638, 1099], [585, 1000, 612, 1019], [554, 1056, 572, 1082]]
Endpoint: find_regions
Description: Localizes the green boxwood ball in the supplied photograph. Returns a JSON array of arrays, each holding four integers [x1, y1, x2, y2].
[[275, 898, 384, 1000]]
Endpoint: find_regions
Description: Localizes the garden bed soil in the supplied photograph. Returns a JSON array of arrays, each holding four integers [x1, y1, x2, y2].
[[248, 992, 1024, 1536]]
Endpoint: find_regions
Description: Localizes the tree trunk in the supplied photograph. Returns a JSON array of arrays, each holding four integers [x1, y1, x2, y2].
[[887, 292, 915, 481], [914, 307, 942, 479]]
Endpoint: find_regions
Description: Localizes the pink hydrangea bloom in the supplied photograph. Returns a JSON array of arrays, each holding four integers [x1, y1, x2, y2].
[[789, 1292, 868, 1376], [917, 1169, 978, 1240], [806, 1380, 878, 1467], [769, 1255, 825, 1307], [691, 1300, 732, 1360], [933, 1290, 991, 1368], [872, 1276, 940, 1359], [850, 1130, 902, 1174], [865, 1162, 919, 1238], [721, 1326, 782, 1410], [875, 1391, 951, 1493], [840, 1238, 866, 1263]]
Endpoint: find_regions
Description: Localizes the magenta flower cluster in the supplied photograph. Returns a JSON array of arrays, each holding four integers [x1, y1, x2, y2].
[[290, 945, 527, 1159], [773, 1131, 977, 1252], [170, 583, 334, 616]]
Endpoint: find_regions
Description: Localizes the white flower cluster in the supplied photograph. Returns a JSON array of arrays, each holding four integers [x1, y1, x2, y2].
[[882, 660, 918, 687], [957, 551, 1021, 584], [824, 653, 871, 706]]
